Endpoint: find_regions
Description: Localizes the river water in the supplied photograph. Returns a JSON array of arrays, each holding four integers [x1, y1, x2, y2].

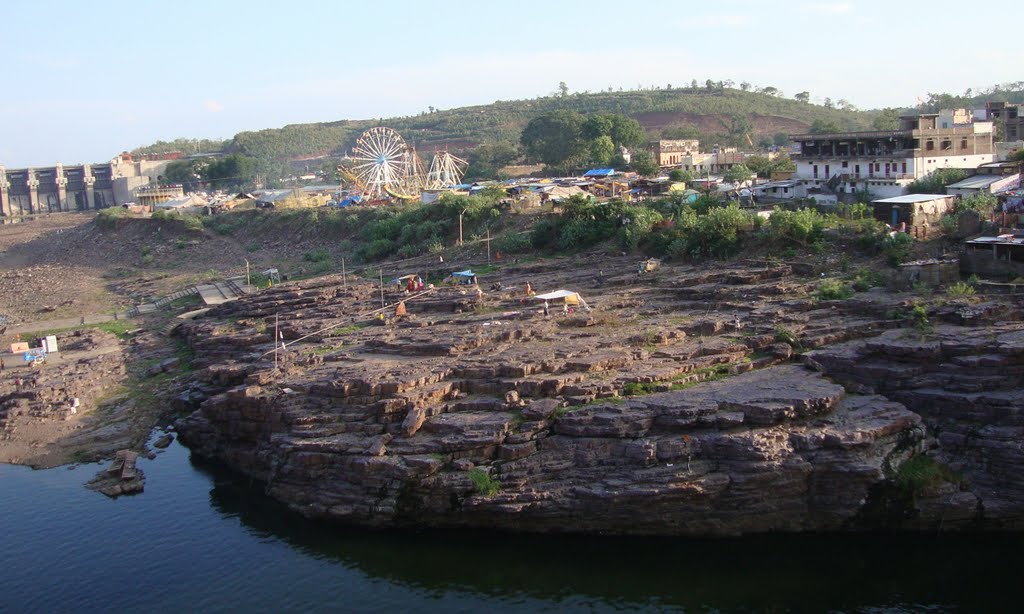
[[1, 437, 1021, 613]]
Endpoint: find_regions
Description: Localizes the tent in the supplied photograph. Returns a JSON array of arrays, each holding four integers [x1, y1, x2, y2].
[[443, 270, 477, 285], [533, 289, 591, 312]]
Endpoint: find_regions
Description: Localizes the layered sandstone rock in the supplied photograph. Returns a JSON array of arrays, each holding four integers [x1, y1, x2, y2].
[[175, 261, 1024, 534]]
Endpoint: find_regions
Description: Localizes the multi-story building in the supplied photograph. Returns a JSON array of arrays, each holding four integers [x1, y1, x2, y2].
[[0, 153, 173, 217], [986, 102, 1024, 141], [789, 113, 995, 198], [651, 139, 700, 166]]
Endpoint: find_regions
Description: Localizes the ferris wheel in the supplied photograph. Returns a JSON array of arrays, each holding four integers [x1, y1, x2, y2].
[[350, 127, 409, 199]]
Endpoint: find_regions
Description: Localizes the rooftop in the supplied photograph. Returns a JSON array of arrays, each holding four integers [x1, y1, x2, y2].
[[873, 194, 952, 204]]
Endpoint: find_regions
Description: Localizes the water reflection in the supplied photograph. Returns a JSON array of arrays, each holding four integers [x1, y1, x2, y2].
[[195, 454, 1022, 613]]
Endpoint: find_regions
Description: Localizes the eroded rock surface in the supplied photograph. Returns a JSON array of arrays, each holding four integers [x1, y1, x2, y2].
[[175, 260, 1024, 534]]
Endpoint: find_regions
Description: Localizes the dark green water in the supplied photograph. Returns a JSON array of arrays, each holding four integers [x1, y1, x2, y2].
[[1, 436, 1021, 613]]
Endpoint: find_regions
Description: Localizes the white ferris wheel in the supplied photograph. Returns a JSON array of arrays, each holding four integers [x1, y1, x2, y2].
[[350, 127, 410, 199]]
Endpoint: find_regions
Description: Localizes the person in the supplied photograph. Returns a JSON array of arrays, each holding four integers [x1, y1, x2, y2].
[[562, 302, 569, 315], [543, 301, 549, 316], [0, 358, 4, 372], [525, 281, 535, 297], [416, 277, 424, 291]]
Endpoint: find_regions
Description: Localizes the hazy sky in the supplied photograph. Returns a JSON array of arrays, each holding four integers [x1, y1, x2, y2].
[[2, 0, 1019, 167]]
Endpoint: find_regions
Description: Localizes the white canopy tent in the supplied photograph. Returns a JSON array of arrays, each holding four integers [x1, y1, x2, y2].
[[533, 289, 591, 312]]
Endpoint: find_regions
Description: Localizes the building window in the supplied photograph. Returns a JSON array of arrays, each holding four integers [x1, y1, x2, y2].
[[961, 138, 968, 149], [926, 141, 935, 151]]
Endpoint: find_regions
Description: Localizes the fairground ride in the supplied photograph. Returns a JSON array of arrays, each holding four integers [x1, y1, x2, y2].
[[348, 127, 470, 202]]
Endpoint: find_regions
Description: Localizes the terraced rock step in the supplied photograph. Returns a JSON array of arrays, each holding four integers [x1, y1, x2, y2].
[[174, 256, 1024, 534]]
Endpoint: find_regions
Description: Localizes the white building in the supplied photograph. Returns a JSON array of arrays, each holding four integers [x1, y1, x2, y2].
[[790, 112, 996, 199]]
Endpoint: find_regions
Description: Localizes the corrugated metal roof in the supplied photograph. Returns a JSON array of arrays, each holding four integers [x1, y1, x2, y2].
[[946, 175, 1004, 189], [873, 194, 952, 204]]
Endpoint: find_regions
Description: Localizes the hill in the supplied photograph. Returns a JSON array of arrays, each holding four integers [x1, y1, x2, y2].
[[135, 87, 878, 168]]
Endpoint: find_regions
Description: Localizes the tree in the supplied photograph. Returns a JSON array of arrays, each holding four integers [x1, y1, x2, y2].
[[609, 115, 647, 149], [761, 86, 779, 97], [907, 168, 969, 194], [837, 99, 856, 111], [582, 114, 614, 140], [872, 108, 901, 131], [773, 132, 791, 147], [723, 164, 753, 185], [740, 81, 751, 91], [794, 91, 810, 104], [520, 110, 586, 167], [205, 154, 258, 188], [809, 119, 841, 134], [466, 142, 519, 180], [631, 151, 659, 177], [558, 81, 569, 97], [589, 136, 615, 166], [668, 169, 693, 183], [1009, 149, 1024, 163]]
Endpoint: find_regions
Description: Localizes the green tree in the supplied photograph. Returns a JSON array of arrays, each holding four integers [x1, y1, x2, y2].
[[520, 110, 586, 168], [205, 154, 258, 188], [723, 164, 753, 184], [609, 115, 647, 149], [631, 151, 659, 177], [582, 114, 614, 140], [872, 108, 901, 131], [668, 168, 693, 183], [589, 136, 616, 166], [809, 119, 841, 134], [907, 168, 969, 194], [1008, 149, 1024, 163], [558, 81, 569, 97], [794, 91, 810, 104]]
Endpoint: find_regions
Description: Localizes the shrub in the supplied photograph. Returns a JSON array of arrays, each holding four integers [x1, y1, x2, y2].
[[881, 232, 913, 266], [851, 268, 883, 292], [357, 238, 395, 261], [96, 207, 127, 228], [303, 248, 330, 263], [946, 281, 976, 298], [767, 206, 826, 246], [816, 278, 853, 301], [494, 232, 532, 254], [468, 467, 500, 497], [774, 326, 803, 351], [895, 455, 962, 499]]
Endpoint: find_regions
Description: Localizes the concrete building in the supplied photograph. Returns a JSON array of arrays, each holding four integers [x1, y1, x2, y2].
[[651, 140, 700, 166], [0, 153, 172, 217], [137, 185, 185, 207], [986, 102, 1024, 142], [790, 113, 996, 199]]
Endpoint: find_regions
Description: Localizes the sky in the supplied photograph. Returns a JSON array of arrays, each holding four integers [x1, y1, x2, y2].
[[1, 0, 1020, 167]]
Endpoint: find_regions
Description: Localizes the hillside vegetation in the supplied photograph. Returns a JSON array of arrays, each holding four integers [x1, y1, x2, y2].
[[135, 87, 876, 168]]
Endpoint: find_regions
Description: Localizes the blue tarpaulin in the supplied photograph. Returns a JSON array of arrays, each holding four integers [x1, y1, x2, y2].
[[583, 168, 615, 177]]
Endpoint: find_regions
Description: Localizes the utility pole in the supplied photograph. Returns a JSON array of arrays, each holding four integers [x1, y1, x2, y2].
[[458, 208, 467, 246], [341, 257, 347, 291], [486, 228, 491, 261], [379, 269, 385, 310], [274, 313, 279, 370], [245, 259, 250, 287]]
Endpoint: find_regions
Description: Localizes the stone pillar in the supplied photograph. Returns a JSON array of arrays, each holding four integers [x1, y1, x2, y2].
[[55, 164, 68, 212], [84, 164, 96, 210], [0, 165, 10, 217], [26, 169, 39, 214]]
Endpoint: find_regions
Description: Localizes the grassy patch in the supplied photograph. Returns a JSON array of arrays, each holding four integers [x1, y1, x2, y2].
[[816, 278, 854, 301], [895, 455, 963, 499], [468, 467, 500, 497]]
